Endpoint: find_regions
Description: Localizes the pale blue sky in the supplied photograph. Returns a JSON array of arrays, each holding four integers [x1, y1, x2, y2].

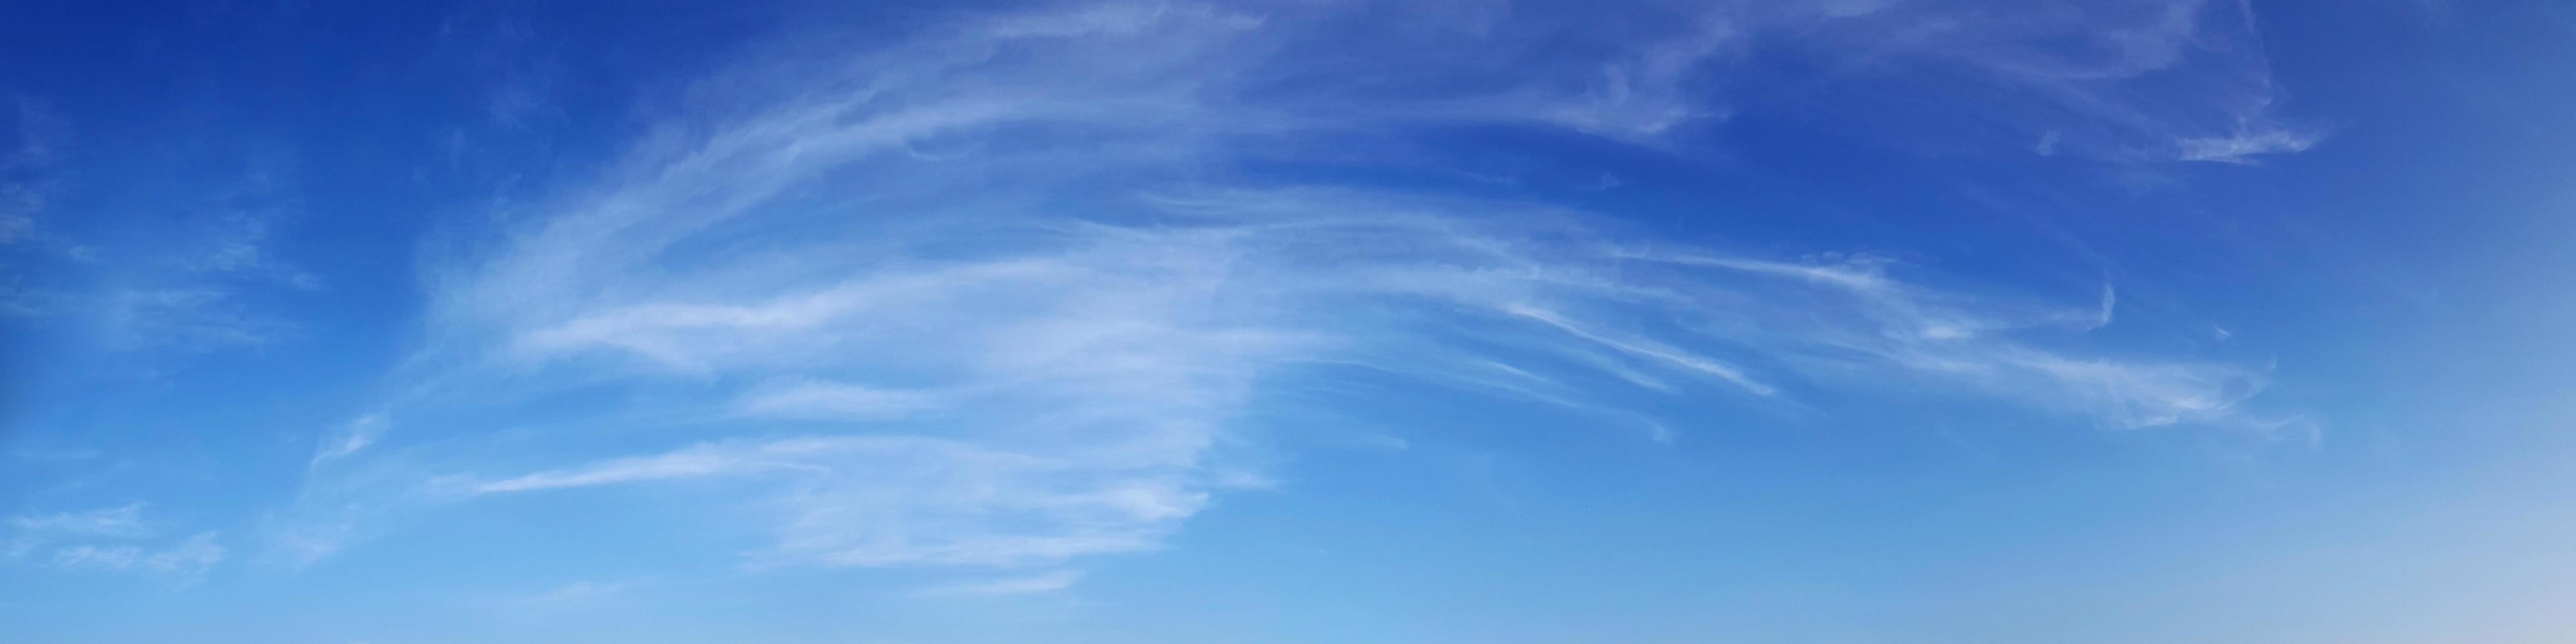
[[7, 1, 2576, 642]]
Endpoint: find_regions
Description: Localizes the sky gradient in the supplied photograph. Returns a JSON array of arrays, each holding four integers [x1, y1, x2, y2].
[[7, 1, 2576, 642]]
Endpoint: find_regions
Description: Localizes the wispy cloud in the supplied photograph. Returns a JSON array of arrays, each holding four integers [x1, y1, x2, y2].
[[1711, 0, 2322, 162], [309, 414, 390, 467], [49, 532, 226, 578], [1, 95, 66, 317], [513, 580, 632, 607], [474, 436, 1213, 567], [7, 503, 227, 580], [8, 502, 150, 539], [2176, 126, 2324, 164], [0, 103, 311, 352], [0, 95, 62, 228], [917, 570, 1083, 597], [93, 287, 290, 350], [287, 0, 2307, 580], [735, 381, 951, 420], [472, 440, 825, 494]]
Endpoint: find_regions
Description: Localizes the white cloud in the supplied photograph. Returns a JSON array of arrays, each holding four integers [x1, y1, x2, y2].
[[1532, 20, 1740, 141], [8, 503, 227, 580], [2176, 126, 2324, 163], [1, 95, 62, 316], [918, 570, 1083, 597], [514, 580, 630, 607], [8, 502, 150, 538], [473, 440, 828, 494], [50, 532, 225, 578], [435, 185, 2278, 570], [1734, 0, 2322, 162], [474, 436, 1214, 567], [93, 287, 287, 350], [0, 211, 28, 244], [1502, 304, 1776, 396], [288, 0, 2307, 578], [735, 381, 950, 420], [264, 517, 363, 571], [310, 414, 390, 467], [0, 127, 309, 352]]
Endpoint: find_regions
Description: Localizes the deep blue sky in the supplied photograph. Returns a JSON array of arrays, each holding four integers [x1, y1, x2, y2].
[[7, 1, 2576, 642]]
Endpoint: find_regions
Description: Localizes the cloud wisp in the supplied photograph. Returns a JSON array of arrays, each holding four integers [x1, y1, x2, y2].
[[0, 101, 312, 355], [46, 533, 226, 578], [1713, 0, 2321, 162], [288, 0, 2307, 589], [6, 503, 227, 581], [8, 502, 150, 539], [918, 570, 1085, 597]]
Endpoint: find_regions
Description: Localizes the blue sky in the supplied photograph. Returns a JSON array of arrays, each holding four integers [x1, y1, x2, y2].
[[6, 0, 2576, 641]]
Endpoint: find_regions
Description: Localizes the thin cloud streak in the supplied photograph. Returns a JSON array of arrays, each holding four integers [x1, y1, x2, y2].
[[918, 570, 1084, 597], [2176, 126, 2324, 164], [7, 503, 227, 580], [48, 532, 225, 578], [309, 414, 390, 467], [8, 503, 150, 539]]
